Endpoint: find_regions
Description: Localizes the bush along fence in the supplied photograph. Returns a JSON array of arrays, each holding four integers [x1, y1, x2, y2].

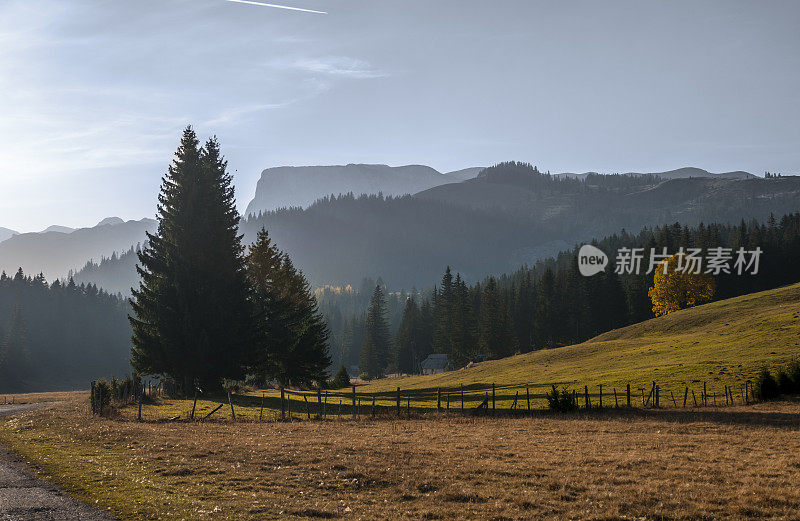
[[89, 376, 175, 417]]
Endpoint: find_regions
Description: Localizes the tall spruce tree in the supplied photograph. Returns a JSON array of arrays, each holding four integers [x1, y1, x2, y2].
[[130, 128, 255, 392], [359, 285, 391, 379], [477, 277, 516, 358], [394, 297, 421, 374], [247, 228, 331, 387], [432, 266, 455, 354], [450, 273, 476, 366]]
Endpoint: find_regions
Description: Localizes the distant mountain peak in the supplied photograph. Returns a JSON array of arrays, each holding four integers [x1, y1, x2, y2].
[[0, 227, 18, 244], [41, 225, 75, 234], [96, 216, 125, 227]]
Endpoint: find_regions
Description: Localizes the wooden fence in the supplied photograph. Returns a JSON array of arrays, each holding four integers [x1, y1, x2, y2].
[[91, 378, 755, 422], [224, 379, 755, 422]]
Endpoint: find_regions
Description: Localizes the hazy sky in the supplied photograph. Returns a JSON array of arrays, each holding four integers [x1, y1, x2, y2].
[[1, 1, 798, 232]]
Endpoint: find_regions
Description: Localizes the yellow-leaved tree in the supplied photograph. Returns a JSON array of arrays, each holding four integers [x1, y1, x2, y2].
[[648, 254, 715, 316]]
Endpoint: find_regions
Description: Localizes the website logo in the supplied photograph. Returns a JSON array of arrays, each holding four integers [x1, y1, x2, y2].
[[578, 244, 608, 276]]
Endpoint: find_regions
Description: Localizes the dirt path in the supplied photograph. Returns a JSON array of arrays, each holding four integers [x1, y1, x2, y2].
[[0, 404, 117, 521]]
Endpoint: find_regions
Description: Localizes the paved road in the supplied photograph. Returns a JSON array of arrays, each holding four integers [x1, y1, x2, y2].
[[0, 404, 116, 521]]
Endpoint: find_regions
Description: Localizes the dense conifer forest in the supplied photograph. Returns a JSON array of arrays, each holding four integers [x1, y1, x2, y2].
[[0, 270, 131, 392]]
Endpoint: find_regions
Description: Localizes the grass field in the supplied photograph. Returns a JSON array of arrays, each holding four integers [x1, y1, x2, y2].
[[2, 396, 800, 520], [125, 282, 800, 422], [1, 284, 800, 519]]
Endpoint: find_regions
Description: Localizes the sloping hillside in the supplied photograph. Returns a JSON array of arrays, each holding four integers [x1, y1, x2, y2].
[[359, 283, 800, 400]]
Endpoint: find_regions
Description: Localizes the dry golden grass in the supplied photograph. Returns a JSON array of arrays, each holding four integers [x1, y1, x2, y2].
[[0, 390, 81, 404], [2, 392, 800, 520]]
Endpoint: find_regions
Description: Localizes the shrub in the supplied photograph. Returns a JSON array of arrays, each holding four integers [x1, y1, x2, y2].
[[776, 369, 793, 395], [329, 366, 351, 389], [546, 385, 577, 412], [93, 378, 112, 413], [754, 368, 779, 401], [787, 361, 800, 394]]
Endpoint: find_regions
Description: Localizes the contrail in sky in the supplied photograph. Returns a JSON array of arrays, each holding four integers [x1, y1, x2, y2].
[[226, 0, 327, 14]]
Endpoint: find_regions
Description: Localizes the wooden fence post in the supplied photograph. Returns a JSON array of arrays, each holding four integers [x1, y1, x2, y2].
[[228, 391, 236, 422], [626, 384, 631, 407], [670, 390, 676, 407], [683, 387, 689, 407], [613, 388, 618, 408], [599, 384, 603, 409], [317, 389, 322, 418], [461, 384, 465, 412], [371, 395, 376, 417], [526, 387, 530, 412], [584, 386, 590, 409], [191, 388, 198, 421], [396, 387, 401, 417], [280, 387, 286, 420], [703, 382, 707, 407], [259, 393, 264, 422], [323, 392, 328, 420], [437, 388, 441, 411], [352, 386, 356, 420], [692, 389, 698, 407], [492, 383, 496, 414], [304, 395, 311, 419]]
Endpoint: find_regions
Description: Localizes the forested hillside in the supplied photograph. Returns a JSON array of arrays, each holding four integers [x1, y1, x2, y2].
[[0, 269, 131, 392], [71, 164, 800, 293], [323, 212, 800, 376]]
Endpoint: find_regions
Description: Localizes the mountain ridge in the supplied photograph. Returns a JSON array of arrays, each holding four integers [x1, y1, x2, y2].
[[0, 218, 156, 280], [244, 163, 466, 216]]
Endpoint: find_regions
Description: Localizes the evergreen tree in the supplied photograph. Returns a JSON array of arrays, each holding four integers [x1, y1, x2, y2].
[[534, 268, 555, 347], [130, 128, 255, 392], [478, 277, 516, 358], [513, 273, 535, 352], [395, 297, 421, 374], [359, 285, 391, 379], [432, 267, 454, 354], [449, 274, 476, 366], [329, 365, 351, 389], [0, 306, 30, 389], [247, 228, 331, 387]]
